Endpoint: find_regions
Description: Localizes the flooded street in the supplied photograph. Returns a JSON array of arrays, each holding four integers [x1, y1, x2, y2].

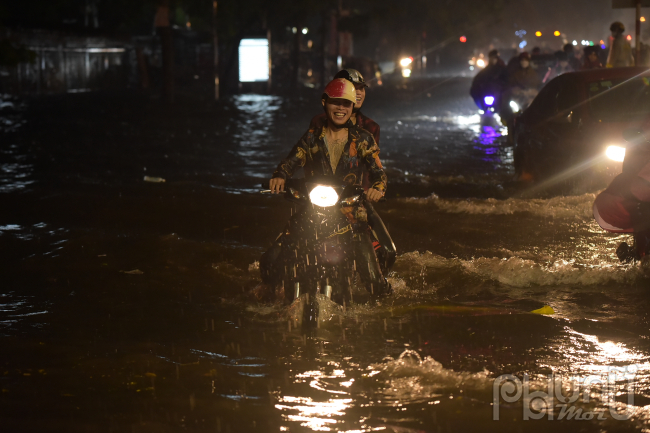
[[2, 79, 650, 432]]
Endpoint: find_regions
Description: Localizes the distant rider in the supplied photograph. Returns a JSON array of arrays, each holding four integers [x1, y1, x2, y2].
[[563, 44, 581, 71], [607, 21, 634, 67], [508, 52, 539, 90], [543, 51, 572, 83], [582, 46, 603, 70], [262, 78, 391, 296], [470, 49, 507, 109]]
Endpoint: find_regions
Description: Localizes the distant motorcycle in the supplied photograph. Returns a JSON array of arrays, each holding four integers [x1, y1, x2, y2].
[[504, 88, 538, 144], [260, 177, 392, 330]]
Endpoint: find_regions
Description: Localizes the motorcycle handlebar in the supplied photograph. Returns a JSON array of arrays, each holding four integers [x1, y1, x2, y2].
[[260, 180, 386, 202]]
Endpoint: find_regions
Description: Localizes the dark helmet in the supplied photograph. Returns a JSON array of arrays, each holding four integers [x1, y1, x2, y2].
[[518, 52, 531, 61], [610, 21, 625, 33], [554, 51, 568, 61], [584, 45, 600, 56], [334, 68, 368, 88], [563, 43, 575, 53], [488, 49, 499, 58]]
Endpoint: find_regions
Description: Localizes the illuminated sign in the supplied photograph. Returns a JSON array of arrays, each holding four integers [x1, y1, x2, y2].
[[238, 39, 269, 82]]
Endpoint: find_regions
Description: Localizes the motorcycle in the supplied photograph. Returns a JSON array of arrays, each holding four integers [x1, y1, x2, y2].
[[260, 177, 392, 330], [609, 127, 650, 263]]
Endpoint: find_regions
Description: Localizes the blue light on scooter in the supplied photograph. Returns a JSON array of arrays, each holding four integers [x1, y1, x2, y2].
[[484, 96, 495, 106]]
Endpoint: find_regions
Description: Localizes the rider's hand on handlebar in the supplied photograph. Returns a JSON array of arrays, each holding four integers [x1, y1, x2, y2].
[[270, 177, 285, 194], [365, 188, 384, 202]]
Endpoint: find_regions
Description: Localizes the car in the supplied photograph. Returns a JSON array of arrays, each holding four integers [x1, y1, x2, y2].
[[513, 67, 650, 187]]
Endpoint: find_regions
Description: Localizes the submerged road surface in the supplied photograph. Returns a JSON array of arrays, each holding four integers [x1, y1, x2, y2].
[[1, 79, 649, 432]]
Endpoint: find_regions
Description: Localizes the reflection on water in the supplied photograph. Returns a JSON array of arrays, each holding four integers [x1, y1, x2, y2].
[[232, 95, 282, 182], [0, 145, 34, 193], [276, 395, 353, 431], [0, 293, 49, 334]]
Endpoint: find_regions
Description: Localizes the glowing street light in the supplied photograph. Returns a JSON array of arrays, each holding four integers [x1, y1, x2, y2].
[[641, 16, 646, 22], [554, 30, 561, 36], [459, 36, 467, 43], [535, 31, 542, 37]]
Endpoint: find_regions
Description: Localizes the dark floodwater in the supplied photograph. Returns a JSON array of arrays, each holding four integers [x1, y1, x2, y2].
[[1, 80, 650, 432]]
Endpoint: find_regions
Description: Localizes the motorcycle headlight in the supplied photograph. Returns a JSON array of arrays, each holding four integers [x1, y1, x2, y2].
[[484, 96, 495, 106], [605, 145, 626, 162], [509, 100, 520, 112], [309, 185, 339, 207]]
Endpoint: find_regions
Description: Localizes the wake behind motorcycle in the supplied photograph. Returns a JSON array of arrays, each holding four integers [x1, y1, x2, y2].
[[260, 177, 392, 331]]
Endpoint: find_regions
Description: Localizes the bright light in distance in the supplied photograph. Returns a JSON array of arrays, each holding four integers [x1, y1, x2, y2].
[[460, 36, 467, 43], [535, 31, 542, 37], [572, 40, 578, 45], [554, 30, 561, 36], [402, 68, 412, 77], [400, 57, 413, 67], [238, 39, 269, 82], [484, 96, 495, 106], [302, 28, 308, 35], [476, 58, 486, 68], [509, 100, 520, 112], [641, 17, 646, 22], [627, 35, 633, 41], [606, 145, 626, 162], [309, 185, 339, 207]]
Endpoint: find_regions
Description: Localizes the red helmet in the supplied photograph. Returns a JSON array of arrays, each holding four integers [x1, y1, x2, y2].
[[322, 78, 356, 104]]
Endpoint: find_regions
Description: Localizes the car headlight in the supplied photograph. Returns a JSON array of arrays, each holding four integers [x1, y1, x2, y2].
[[605, 145, 626, 162], [509, 100, 519, 112], [476, 58, 486, 68], [309, 185, 339, 207]]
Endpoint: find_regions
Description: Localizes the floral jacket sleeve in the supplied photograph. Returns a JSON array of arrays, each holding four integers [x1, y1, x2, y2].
[[272, 130, 313, 180]]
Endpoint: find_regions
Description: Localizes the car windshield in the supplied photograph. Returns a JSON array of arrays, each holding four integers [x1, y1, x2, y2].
[[588, 76, 650, 122]]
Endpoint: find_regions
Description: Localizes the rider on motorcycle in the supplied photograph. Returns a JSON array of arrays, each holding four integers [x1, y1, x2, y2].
[[470, 49, 507, 111], [307, 69, 396, 275], [507, 52, 539, 91], [262, 78, 391, 296]]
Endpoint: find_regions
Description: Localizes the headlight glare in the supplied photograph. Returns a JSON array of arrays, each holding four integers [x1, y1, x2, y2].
[[309, 185, 339, 207], [605, 145, 626, 162]]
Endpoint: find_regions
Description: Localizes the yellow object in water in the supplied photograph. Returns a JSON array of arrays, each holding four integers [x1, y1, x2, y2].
[[530, 305, 555, 315]]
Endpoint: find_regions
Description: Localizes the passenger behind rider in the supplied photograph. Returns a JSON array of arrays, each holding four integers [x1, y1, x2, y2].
[[582, 46, 603, 70], [470, 49, 507, 108]]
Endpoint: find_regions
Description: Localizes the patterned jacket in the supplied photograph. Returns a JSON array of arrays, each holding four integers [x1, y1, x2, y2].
[[309, 111, 381, 145], [272, 124, 387, 193]]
